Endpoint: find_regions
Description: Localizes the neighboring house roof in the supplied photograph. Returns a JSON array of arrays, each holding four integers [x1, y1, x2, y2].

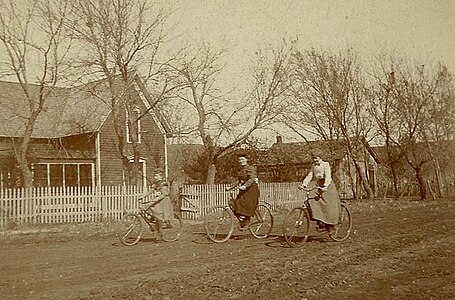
[[371, 139, 455, 166], [257, 139, 350, 166], [0, 75, 170, 138]]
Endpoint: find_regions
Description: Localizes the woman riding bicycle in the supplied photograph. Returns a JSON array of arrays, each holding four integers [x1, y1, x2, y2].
[[299, 156, 340, 233], [227, 153, 260, 229]]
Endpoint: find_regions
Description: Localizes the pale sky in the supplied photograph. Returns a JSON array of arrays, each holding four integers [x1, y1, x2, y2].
[[165, 0, 455, 145], [168, 0, 455, 74]]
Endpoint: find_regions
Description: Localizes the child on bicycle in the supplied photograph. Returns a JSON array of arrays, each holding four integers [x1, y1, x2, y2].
[[142, 168, 174, 226]]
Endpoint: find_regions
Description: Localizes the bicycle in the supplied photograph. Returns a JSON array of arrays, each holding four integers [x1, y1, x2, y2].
[[118, 198, 183, 246], [204, 186, 274, 243], [282, 186, 352, 247]]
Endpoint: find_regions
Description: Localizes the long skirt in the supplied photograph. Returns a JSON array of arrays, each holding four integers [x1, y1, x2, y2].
[[231, 183, 259, 217], [307, 179, 341, 225]]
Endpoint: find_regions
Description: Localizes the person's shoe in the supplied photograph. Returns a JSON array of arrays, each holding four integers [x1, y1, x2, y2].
[[238, 217, 250, 230], [325, 224, 335, 235], [316, 221, 325, 232], [242, 218, 251, 228]]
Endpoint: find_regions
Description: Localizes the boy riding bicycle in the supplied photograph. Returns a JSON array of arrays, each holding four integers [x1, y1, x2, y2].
[[142, 168, 174, 227]]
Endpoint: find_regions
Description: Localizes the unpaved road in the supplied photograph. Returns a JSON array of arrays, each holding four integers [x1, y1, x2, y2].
[[1, 200, 454, 299]]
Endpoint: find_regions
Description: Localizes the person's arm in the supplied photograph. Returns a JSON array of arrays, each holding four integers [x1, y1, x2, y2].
[[302, 166, 313, 187], [239, 165, 257, 190], [142, 187, 155, 198], [322, 161, 332, 187], [147, 185, 169, 205]]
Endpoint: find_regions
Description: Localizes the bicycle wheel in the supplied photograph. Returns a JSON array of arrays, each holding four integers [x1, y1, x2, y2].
[[249, 204, 273, 239], [283, 207, 310, 247], [118, 213, 143, 246], [329, 203, 352, 242], [159, 212, 183, 242], [204, 206, 234, 243]]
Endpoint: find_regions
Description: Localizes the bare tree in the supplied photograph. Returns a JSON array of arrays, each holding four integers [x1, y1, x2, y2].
[[66, 0, 176, 186], [391, 63, 451, 199], [0, 0, 72, 187], [370, 52, 453, 200], [284, 48, 375, 199], [168, 43, 293, 184], [368, 55, 404, 197]]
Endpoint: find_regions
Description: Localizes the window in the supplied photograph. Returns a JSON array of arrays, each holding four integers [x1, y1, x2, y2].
[[49, 164, 63, 187], [126, 107, 141, 144], [32, 164, 48, 187], [32, 162, 94, 187], [123, 157, 146, 187]]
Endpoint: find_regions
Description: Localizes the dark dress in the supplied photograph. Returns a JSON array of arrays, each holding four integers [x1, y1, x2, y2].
[[231, 165, 259, 217]]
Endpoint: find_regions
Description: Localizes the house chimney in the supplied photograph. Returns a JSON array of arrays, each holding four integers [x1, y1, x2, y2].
[[276, 135, 283, 144]]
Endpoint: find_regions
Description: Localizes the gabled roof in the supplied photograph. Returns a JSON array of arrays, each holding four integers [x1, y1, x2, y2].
[[0, 80, 112, 138], [0, 75, 170, 138]]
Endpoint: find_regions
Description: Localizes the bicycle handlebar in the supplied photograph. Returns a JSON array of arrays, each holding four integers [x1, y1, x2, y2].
[[138, 197, 161, 206], [298, 186, 323, 192]]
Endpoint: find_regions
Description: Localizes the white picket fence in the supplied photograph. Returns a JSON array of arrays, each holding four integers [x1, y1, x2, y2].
[[179, 182, 303, 220], [0, 183, 305, 228], [0, 186, 143, 229]]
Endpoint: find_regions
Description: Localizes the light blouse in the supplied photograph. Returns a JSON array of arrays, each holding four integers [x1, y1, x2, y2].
[[302, 160, 332, 187]]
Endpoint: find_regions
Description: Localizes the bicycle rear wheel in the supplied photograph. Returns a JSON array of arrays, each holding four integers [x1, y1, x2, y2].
[[118, 213, 143, 246], [249, 203, 273, 239], [283, 207, 310, 247], [204, 206, 234, 243], [329, 203, 352, 242], [159, 212, 183, 242]]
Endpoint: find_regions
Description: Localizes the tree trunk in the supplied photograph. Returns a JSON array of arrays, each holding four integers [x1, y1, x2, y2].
[[17, 149, 33, 188], [432, 158, 443, 197], [206, 163, 216, 185], [416, 167, 426, 200], [353, 159, 374, 200], [17, 111, 40, 188]]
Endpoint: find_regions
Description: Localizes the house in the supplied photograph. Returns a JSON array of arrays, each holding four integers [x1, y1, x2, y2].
[[0, 75, 171, 188], [371, 140, 455, 197], [255, 136, 380, 198]]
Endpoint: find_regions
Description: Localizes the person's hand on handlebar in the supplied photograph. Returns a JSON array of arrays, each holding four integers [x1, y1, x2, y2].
[[318, 186, 328, 192], [298, 184, 307, 190]]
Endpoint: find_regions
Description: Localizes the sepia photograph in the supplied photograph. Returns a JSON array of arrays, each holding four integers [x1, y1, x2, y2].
[[1, 0, 454, 299]]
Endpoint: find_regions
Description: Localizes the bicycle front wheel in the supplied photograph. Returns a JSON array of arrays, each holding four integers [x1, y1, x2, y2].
[[159, 212, 183, 242], [283, 207, 310, 247], [118, 213, 143, 246], [249, 203, 273, 239], [329, 203, 352, 242], [204, 206, 234, 243]]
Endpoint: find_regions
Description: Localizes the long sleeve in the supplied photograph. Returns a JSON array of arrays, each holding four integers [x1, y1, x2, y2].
[[240, 165, 257, 188], [154, 185, 170, 202], [302, 168, 313, 186], [322, 161, 332, 187]]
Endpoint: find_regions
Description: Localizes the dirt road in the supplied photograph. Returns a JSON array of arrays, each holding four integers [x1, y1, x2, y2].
[[1, 200, 454, 299]]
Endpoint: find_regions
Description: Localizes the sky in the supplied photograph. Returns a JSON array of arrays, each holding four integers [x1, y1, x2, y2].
[[1, 0, 454, 145], [164, 0, 455, 144], [168, 0, 455, 74]]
